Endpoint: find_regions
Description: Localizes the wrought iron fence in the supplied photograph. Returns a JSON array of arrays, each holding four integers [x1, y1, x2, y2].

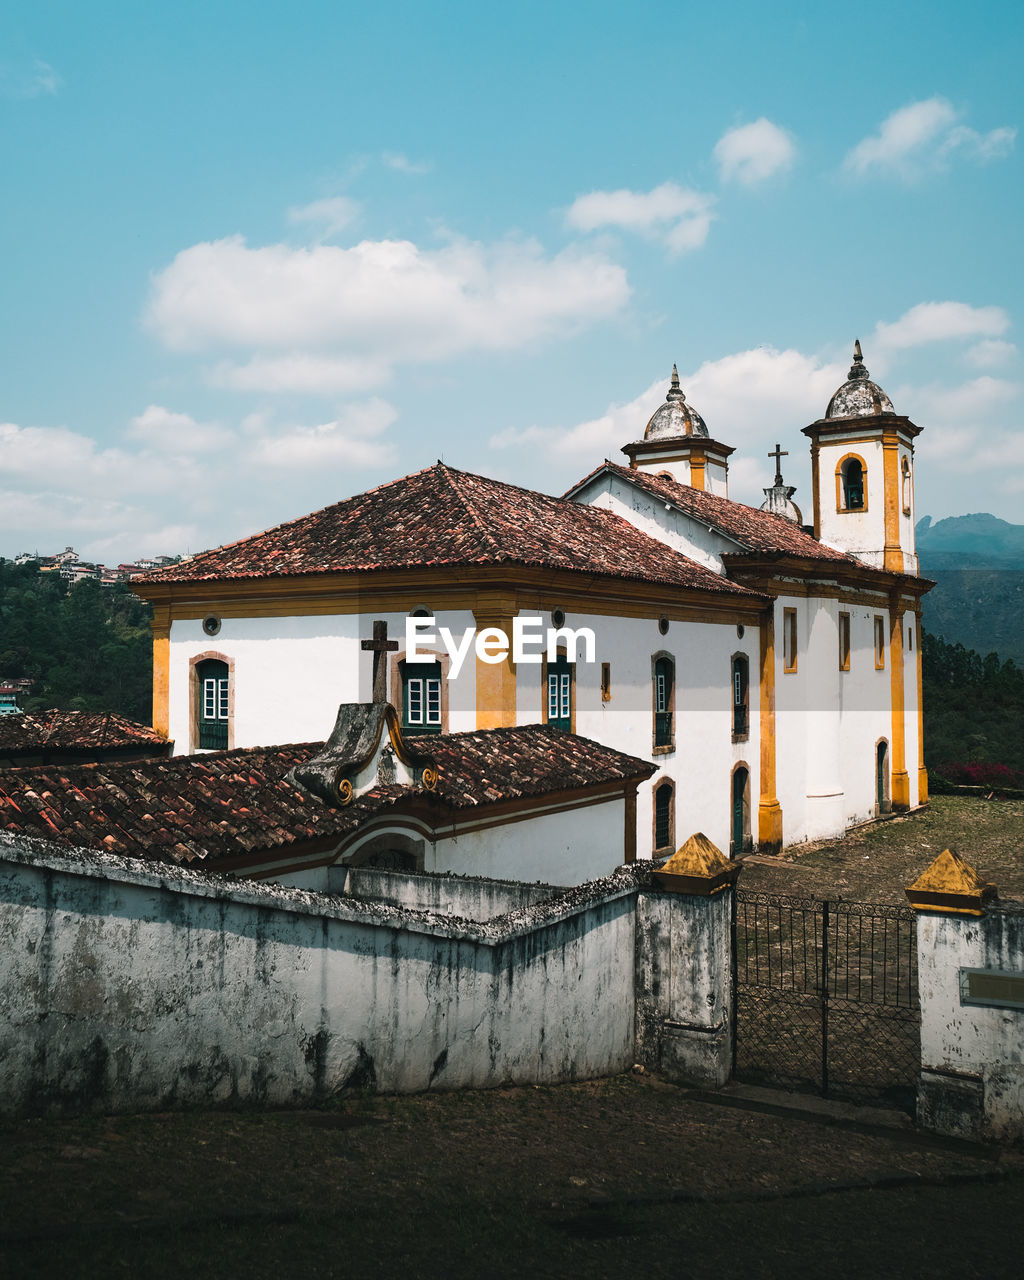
[[732, 890, 920, 1108]]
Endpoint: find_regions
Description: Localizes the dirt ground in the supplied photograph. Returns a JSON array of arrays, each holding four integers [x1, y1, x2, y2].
[[2, 1075, 1023, 1279], [739, 794, 1024, 904]]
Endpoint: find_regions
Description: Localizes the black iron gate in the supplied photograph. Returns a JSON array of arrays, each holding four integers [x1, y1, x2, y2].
[[732, 890, 920, 1109]]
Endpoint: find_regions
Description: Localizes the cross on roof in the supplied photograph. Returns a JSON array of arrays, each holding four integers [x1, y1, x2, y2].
[[361, 619, 399, 702], [768, 442, 788, 485]]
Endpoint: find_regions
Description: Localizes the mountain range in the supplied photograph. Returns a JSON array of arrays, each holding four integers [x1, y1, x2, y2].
[[916, 514, 1024, 665]]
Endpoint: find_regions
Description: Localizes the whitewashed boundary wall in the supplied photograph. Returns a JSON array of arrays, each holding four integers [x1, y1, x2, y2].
[[917, 902, 1024, 1144], [0, 834, 731, 1117], [332, 866, 558, 920]]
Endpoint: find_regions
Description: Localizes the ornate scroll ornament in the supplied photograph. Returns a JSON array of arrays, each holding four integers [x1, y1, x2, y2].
[[421, 766, 439, 792], [336, 777, 354, 806]]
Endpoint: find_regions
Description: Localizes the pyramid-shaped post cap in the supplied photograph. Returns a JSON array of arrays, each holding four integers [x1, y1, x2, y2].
[[652, 832, 740, 896], [905, 849, 997, 916]]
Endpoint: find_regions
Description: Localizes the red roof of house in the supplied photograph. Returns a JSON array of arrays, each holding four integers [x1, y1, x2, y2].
[[0, 710, 167, 755], [567, 462, 857, 564], [0, 725, 654, 868], [131, 463, 756, 597]]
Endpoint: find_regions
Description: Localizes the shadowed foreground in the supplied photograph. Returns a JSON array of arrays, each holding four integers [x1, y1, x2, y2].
[[2, 1076, 1022, 1279]]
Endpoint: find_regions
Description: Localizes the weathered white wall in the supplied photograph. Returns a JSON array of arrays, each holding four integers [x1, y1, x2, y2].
[[427, 798, 628, 886], [0, 834, 741, 1118], [0, 835, 638, 1115], [331, 866, 556, 920], [916, 905, 1024, 1143]]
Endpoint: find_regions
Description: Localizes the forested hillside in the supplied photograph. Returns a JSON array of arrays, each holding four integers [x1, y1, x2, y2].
[[0, 562, 152, 721]]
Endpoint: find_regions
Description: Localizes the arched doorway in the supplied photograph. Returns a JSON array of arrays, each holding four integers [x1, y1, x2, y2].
[[876, 741, 890, 815], [731, 766, 750, 856]]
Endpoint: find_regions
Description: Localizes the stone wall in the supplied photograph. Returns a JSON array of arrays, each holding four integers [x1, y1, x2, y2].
[[0, 833, 731, 1117], [917, 901, 1024, 1143]]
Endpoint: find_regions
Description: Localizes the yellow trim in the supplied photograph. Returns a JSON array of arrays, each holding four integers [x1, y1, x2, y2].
[[874, 615, 886, 669], [882, 437, 903, 572], [757, 610, 783, 851], [838, 611, 851, 671], [782, 607, 798, 673], [889, 602, 909, 809], [473, 601, 517, 730], [689, 449, 706, 491], [810, 440, 821, 539], [151, 614, 170, 739], [834, 452, 868, 514]]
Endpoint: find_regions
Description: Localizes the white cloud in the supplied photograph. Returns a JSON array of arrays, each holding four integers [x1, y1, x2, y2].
[[128, 405, 233, 452], [252, 398, 398, 468], [492, 346, 844, 503], [964, 339, 1017, 369], [287, 196, 360, 239], [0, 58, 60, 99], [146, 234, 630, 361], [382, 152, 431, 175], [845, 98, 1015, 179], [903, 376, 1020, 427], [714, 119, 797, 185], [874, 301, 1010, 350], [565, 182, 715, 255], [211, 353, 391, 394]]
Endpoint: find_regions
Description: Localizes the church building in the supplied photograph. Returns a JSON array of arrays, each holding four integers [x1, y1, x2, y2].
[[132, 344, 930, 870]]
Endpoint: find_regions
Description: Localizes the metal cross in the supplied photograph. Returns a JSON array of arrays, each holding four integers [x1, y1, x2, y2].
[[361, 619, 399, 702], [768, 443, 788, 485]]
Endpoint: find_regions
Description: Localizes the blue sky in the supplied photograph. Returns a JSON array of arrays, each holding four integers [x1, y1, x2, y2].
[[1, 1, 1021, 561]]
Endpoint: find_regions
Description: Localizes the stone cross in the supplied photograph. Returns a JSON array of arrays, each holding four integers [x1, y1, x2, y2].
[[768, 443, 788, 485], [361, 619, 399, 702]]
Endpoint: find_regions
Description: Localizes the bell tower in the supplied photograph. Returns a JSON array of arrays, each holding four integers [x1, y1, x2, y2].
[[621, 365, 734, 496], [802, 342, 921, 574]]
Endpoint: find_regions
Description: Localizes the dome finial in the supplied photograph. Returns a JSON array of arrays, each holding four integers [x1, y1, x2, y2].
[[666, 363, 685, 401], [849, 339, 868, 380]]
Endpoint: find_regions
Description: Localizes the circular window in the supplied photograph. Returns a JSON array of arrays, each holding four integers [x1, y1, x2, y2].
[[736, 624, 745, 639], [552, 608, 566, 628], [202, 616, 222, 637], [411, 607, 432, 618], [658, 616, 670, 635]]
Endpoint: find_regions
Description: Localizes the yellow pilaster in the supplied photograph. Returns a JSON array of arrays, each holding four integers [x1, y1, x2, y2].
[[889, 597, 909, 809], [151, 606, 171, 739], [473, 596, 518, 730], [809, 438, 821, 539], [689, 449, 706, 491], [757, 608, 783, 851], [916, 611, 928, 803], [882, 433, 903, 573]]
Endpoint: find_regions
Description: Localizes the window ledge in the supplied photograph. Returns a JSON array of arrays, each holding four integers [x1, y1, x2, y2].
[[651, 744, 675, 756], [731, 733, 749, 744]]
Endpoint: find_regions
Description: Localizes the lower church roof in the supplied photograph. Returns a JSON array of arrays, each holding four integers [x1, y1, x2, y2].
[[0, 726, 653, 870]]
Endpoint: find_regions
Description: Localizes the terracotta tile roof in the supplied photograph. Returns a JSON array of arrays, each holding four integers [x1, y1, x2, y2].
[[131, 463, 754, 597], [568, 462, 857, 564], [0, 725, 654, 869], [0, 710, 168, 755]]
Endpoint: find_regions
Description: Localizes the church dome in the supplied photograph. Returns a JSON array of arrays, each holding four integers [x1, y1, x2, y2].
[[826, 341, 895, 419], [644, 365, 709, 440]]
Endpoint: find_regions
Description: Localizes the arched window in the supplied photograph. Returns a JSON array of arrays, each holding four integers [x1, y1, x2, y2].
[[901, 457, 912, 515], [836, 454, 867, 512], [545, 651, 573, 731], [194, 656, 230, 750], [400, 659, 443, 734], [731, 765, 751, 855], [653, 779, 675, 854], [876, 740, 891, 815], [652, 653, 675, 751], [731, 654, 749, 739]]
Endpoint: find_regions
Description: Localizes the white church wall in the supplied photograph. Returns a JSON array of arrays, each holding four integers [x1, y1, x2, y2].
[[575, 473, 737, 574], [168, 609, 480, 754], [428, 799, 628, 886], [817, 436, 886, 565], [0, 835, 643, 1115]]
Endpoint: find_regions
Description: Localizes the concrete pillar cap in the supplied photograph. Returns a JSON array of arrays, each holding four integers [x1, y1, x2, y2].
[[905, 848, 997, 916], [652, 832, 740, 896]]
